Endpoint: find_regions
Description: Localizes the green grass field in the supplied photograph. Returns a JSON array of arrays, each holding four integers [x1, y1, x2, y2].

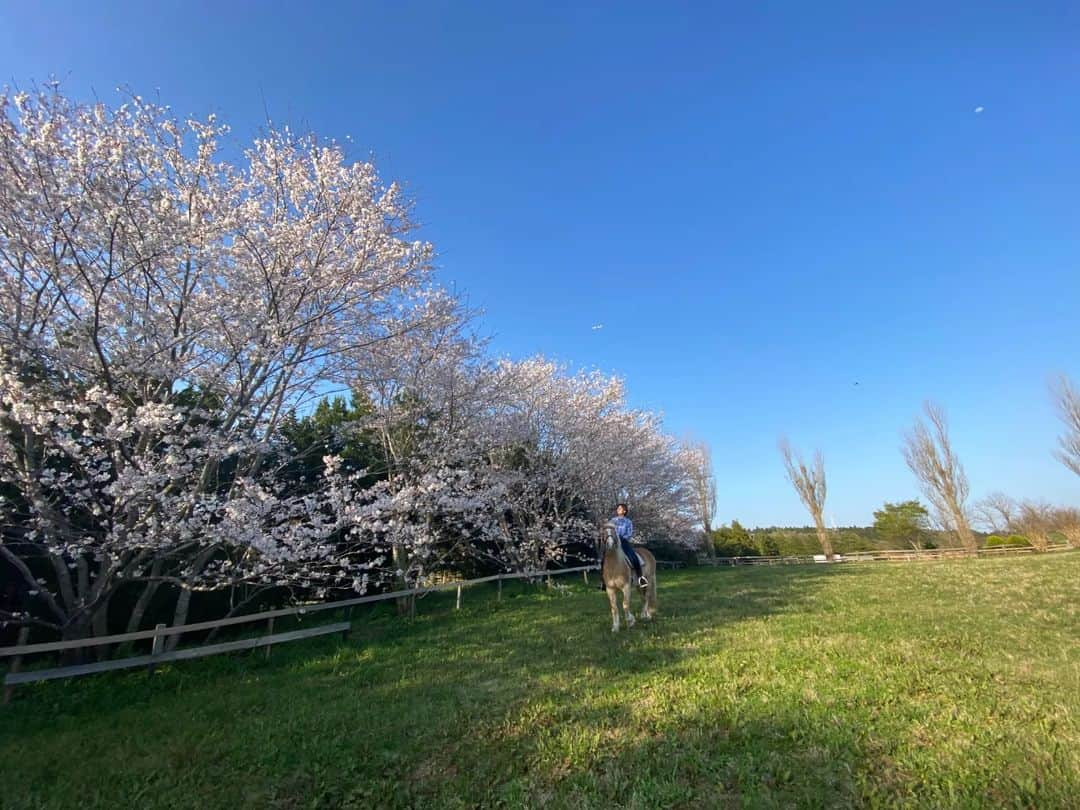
[[2, 554, 1078, 809]]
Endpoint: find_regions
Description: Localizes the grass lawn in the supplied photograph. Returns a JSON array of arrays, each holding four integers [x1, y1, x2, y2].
[[2, 553, 1078, 808]]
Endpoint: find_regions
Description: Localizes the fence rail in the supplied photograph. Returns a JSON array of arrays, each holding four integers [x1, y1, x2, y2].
[[655, 559, 686, 569], [4, 623, 352, 688], [2, 563, 598, 660], [1, 563, 598, 700], [702, 544, 1073, 567]]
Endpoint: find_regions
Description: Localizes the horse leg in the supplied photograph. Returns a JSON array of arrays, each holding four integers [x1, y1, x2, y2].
[[607, 587, 620, 633], [640, 565, 655, 620], [623, 584, 635, 629]]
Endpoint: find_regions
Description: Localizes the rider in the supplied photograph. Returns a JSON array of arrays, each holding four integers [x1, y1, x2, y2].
[[600, 503, 648, 589]]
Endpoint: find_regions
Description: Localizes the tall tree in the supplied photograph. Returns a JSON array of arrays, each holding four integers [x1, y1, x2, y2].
[[1014, 501, 1055, 552], [778, 439, 832, 558], [683, 440, 718, 557], [1052, 375, 1080, 477], [0, 87, 458, 638], [902, 402, 977, 552], [1050, 506, 1080, 549]]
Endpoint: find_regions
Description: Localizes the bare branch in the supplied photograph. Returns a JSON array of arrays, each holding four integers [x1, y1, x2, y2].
[[1052, 375, 1080, 477], [902, 402, 976, 551], [778, 437, 832, 558], [683, 440, 717, 534], [972, 491, 1018, 534]]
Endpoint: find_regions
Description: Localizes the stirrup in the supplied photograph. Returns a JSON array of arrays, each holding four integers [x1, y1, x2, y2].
[[637, 576, 649, 587]]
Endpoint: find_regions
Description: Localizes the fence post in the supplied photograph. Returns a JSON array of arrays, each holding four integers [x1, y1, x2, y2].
[[583, 569, 588, 585], [497, 577, 503, 601], [264, 617, 275, 661], [455, 585, 462, 611], [2, 627, 30, 705], [148, 623, 166, 675]]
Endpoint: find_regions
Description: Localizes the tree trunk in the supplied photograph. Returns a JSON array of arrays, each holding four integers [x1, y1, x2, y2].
[[91, 591, 112, 661], [393, 542, 413, 617], [814, 517, 834, 559], [49, 551, 77, 620], [1026, 530, 1050, 553], [76, 556, 90, 605], [71, 553, 122, 660], [166, 586, 194, 653], [125, 563, 164, 634], [1062, 525, 1080, 549], [165, 546, 217, 651], [59, 615, 93, 666], [117, 563, 165, 656], [952, 510, 978, 552], [699, 527, 716, 561]]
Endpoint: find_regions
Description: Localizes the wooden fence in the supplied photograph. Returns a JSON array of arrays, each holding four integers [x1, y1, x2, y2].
[[701, 544, 1074, 567], [1, 563, 598, 702], [655, 559, 686, 569]]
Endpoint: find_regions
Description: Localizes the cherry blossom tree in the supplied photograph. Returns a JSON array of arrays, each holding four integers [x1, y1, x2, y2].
[[483, 359, 697, 555], [0, 86, 454, 639]]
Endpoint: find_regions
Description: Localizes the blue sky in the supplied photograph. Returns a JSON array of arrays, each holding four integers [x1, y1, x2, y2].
[[2, 1, 1078, 526]]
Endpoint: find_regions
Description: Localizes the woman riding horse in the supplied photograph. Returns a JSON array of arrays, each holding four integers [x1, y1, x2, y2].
[[599, 503, 647, 587], [599, 504, 657, 632]]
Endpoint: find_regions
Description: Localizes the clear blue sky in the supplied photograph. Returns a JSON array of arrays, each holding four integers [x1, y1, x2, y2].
[[3, 1, 1078, 526]]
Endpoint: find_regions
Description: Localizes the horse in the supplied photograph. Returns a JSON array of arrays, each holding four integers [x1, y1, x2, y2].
[[600, 521, 658, 632]]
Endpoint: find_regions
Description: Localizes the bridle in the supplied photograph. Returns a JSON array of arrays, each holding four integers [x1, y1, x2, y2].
[[602, 522, 618, 551]]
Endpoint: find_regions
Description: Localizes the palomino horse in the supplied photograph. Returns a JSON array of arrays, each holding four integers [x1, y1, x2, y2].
[[600, 521, 658, 632]]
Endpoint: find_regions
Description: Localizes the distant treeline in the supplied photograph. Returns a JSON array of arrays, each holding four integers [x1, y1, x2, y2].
[[707, 521, 991, 558]]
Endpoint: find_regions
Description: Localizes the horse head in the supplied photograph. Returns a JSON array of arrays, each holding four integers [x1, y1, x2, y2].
[[601, 520, 619, 550]]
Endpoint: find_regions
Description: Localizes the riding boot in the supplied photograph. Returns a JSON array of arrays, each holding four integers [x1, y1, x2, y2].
[[633, 563, 648, 588]]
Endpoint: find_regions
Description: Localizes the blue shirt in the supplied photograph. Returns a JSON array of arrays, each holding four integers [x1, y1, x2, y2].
[[612, 516, 633, 541]]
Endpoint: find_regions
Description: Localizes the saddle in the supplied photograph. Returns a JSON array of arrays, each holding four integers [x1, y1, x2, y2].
[[622, 543, 644, 569], [599, 535, 647, 586]]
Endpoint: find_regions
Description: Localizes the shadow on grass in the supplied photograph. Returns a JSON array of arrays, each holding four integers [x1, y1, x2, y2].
[[3, 561, 1077, 808], [246, 707, 870, 809], [1, 565, 851, 717], [0, 566, 859, 808]]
